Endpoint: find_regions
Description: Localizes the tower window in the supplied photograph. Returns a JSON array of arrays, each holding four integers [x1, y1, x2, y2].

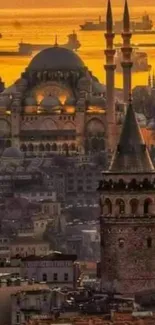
[[104, 198, 112, 215], [147, 237, 152, 248], [118, 238, 124, 248], [130, 198, 139, 215], [116, 199, 125, 215], [144, 198, 152, 214]]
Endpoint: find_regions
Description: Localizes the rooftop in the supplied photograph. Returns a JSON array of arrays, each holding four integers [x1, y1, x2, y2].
[[110, 101, 154, 173], [22, 253, 77, 262]]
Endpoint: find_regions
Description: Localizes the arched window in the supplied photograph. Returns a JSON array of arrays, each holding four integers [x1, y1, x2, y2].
[[116, 199, 125, 215], [51, 143, 57, 151], [118, 238, 124, 248], [5, 139, 12, 148], [118, 179, 125, 189], [104, 198, 112, 215], [42, 273, 47, 282], [100, 139, 105, 151], [144, 198, 152, 214], [45, 143, 50, 152], [92, 138, 100, 151], [28, 143, 34, 152], [147, 237, 152, 248], [130, 198, 139, 215], [20, 144, 27, 152], [39, 143, 44, 152], [70, 143, 76, 151], [129, 178, 137, 190], [62, 143, 68, 152]]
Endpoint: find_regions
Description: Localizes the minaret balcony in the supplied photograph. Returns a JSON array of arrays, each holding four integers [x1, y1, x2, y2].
[[104, 32, 115, 40], [104, 49, 116, 57], [121, 47, 132, 55], [121, 31, 132, 38]]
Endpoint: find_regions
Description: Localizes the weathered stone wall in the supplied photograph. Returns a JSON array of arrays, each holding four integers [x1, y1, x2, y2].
[[100, 216, 155, 294]]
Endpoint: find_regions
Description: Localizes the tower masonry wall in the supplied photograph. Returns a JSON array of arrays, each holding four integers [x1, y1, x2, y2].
[[100, 216, 155, 295]]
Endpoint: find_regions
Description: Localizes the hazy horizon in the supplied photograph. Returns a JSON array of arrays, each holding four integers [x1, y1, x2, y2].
[[0, 0, 154, 9]]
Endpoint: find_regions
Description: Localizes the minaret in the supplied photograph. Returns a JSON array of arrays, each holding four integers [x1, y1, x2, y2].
[[148, 72, 152, 88], [104, 0, 116, 152], [152, 71, 155, 88], [121, 0, 133, 103]]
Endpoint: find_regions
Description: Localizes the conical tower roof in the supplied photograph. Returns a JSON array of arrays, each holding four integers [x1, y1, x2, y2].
[[110, 100, 154, 173]]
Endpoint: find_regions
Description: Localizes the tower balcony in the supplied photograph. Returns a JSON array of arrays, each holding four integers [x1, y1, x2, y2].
[[97, 179, 155, 192], [99, 214, 155, 223]]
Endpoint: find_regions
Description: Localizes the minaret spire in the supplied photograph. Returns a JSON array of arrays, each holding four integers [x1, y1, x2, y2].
[[121, 0, 133, 103], [106, 0, 113, 32], [104, 0, 116, 152], [123, 0, 130, 32], [148, 72, 152, 88]]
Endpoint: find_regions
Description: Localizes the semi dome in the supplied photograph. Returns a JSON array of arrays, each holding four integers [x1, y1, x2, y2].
[[92, 81, 105, 94], [89, 96, 106, 107], [24, 97, 38, 106], [0, 96, 11, 108], [64, 97, 76, 106], [28, 47, 85, 71], [2, 147, 23, 159], [40, 96, 61, 109]]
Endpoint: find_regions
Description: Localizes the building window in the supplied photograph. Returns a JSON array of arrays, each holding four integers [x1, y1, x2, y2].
[[42, 273, 47, 281], [16, 312, 20, 324], [43, 295, 47, 302], [147, 237, 152, 248], [53, 273, 58, 281], [118, 238, 124, 248], [64, 273, 68, 281]]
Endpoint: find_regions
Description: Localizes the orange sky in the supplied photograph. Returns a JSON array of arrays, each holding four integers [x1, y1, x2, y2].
[[0, 0, 153, 8]]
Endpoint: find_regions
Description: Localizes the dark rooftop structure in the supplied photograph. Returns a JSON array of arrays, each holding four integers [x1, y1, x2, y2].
[[27, 47, 85, 71], [22, 253, 77, 262], [109, 100, 154, 173]]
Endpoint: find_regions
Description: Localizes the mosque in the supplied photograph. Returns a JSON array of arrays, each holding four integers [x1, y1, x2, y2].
[[0, 46, 107, 157], [0, 0, 135, 158], [0, 0, 149, 159]]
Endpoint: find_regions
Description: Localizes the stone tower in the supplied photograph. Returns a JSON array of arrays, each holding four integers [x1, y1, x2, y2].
[[99, 99, 155, 295], [121, 0, 133, 103], [104, 0, 116, 152]]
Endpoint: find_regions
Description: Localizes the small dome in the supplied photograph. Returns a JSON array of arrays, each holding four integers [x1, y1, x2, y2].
[[147, 118, 155, 130], [40, 96, 61, 109], [136, 112, 147, 127], [92, 81, 105, 94], [28, 47, 85, 71], [15, 78, 28, 87], [89, 96, 106, 107], [2, 147, 23, 159], [0, 96, 11, 108], [64, 97, 76, 106], [24, 97, 38, 106]]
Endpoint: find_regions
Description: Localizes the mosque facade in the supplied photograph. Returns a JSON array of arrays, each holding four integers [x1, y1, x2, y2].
[[0, 0, 135, 157], [0, 47, 107, 156]]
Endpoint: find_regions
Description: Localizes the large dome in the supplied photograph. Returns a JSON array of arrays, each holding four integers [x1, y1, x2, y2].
[[2, 147, 23, 159], [28, 47, 85, 71]]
